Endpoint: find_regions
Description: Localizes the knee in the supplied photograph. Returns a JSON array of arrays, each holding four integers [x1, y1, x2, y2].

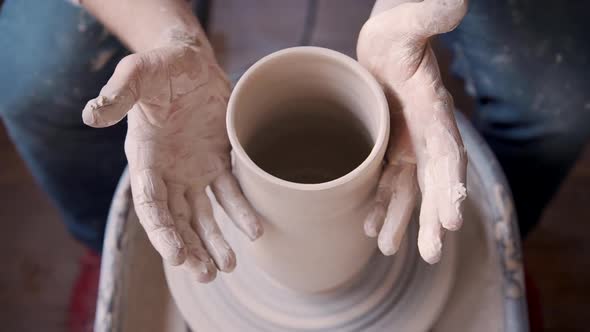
[[0, 1, 126, 121]]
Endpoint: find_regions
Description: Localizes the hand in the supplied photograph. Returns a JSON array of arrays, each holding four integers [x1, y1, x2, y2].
[[82, 41, 263, 282], [357, 0, 468, 263]]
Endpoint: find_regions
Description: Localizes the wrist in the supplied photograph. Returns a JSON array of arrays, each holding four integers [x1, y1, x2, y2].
[[152, 25, 218, 62], [83, 0, 214, 54], [155, 25, 207, 49]]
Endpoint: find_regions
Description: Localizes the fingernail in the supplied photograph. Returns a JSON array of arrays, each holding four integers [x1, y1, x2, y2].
[[210, 236, 236, 272], [443, 218, 463, 231], [418, 229, 443, 264], [82, 96, 110, 125], [420, 239, 442, 264], [365, 204, 386, 238], [186, 258, 216, 283], [197, 263, 217, 283], [364, 221, 378, 238], [378, 237, 399, 256], [82, 109, 96, 125], [248, 221, 264, 241]]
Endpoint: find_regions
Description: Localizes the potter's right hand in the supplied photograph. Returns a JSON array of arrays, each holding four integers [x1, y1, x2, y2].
[[357, 0, 468, 264], [81, 36, 263, 282]]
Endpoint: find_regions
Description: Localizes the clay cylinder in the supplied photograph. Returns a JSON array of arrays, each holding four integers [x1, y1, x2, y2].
[[227, 47, 389, 293]]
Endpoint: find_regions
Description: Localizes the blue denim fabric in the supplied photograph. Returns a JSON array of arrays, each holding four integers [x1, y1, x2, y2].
[[0, 1, 128, 252], [439, 0, 590, 235], [0, 0, 588, 252], [0, 0, 209, 252]]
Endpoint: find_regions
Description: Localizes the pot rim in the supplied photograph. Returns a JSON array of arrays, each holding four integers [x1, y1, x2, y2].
[[227, 46, 389, 192]]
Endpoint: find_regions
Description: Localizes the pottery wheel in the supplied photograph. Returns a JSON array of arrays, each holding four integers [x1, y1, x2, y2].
[[164, 201, 458, 332]]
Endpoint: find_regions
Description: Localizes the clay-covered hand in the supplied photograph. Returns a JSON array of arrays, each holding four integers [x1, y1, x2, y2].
[[82, 40, 263, 282], [357, 0, 468, 263]]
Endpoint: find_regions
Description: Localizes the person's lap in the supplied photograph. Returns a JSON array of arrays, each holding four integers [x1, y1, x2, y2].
[[1, 0, 587, 251], [0, 0, 129, 252], [440, 0, 590, 235]]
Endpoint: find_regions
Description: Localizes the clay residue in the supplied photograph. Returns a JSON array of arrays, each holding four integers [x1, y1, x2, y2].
[[493, 184, 525, 299], [91, 49, 117, 72]]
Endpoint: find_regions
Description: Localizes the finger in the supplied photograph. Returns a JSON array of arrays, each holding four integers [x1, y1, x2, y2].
[[377, 163, 418, 255], [412, 0, 469, 38], [176, 223, 218, 284], [364, 164, 397, 237], [167, 183, 191, 225], [380, 0, 468, 38], [429, 133, 467, 231], [189, 189, 236, 273], [369, 115, 415, 240], [82, 54, 144, 128], [417, 163, 444, 264], [131, 169, 186, 265], [211, 172, 263, 241], [424, 101, 468, 231], [168, 184, 217, 282], [176, 225, 217, 283]]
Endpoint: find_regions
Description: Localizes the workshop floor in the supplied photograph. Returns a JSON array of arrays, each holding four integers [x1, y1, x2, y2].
[[0, 123, 589, 331]]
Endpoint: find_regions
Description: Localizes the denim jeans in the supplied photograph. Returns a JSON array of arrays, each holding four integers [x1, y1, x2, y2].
[[0, 0, 209, 252], [1, 0, 588, 251], [439, 0, 590, 235]]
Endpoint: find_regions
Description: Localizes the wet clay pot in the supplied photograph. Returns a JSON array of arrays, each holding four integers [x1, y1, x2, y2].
[[96, 114, 529, 332], [225, 46, 390, 293], [163, 47, 458, 331]]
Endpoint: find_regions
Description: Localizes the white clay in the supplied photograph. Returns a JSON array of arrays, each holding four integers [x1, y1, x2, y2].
[[226, 47, 390, 292], [357, 0, 469, 263], [82, 31, 263, 282]]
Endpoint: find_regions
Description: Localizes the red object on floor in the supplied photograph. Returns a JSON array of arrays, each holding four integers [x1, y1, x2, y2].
[[525, 268, 543, 331], [67, 250, 101, 332]]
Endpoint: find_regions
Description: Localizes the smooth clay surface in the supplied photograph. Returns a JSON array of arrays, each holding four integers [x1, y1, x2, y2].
[[226, 47, 390, 293]]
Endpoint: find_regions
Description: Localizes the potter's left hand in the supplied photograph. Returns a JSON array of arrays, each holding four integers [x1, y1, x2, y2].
[[357, 0, 468, 263], [81, 40, 263, 282]]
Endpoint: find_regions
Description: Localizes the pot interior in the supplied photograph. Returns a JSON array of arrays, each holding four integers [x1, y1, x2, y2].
[[244, 97, 373, 184]]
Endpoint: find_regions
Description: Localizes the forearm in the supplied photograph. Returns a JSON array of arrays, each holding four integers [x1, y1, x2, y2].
[[83, 0, 209, 53]]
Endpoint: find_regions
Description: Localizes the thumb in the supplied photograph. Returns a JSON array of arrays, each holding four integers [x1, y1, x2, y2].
[[368, 0, 468, 41], [411, 0, 469, 38], [82, 54, 144, 128]]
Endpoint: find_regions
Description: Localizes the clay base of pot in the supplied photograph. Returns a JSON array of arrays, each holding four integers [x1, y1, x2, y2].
[[164, 209, 457, 332], [96, 113, 528, 332]]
